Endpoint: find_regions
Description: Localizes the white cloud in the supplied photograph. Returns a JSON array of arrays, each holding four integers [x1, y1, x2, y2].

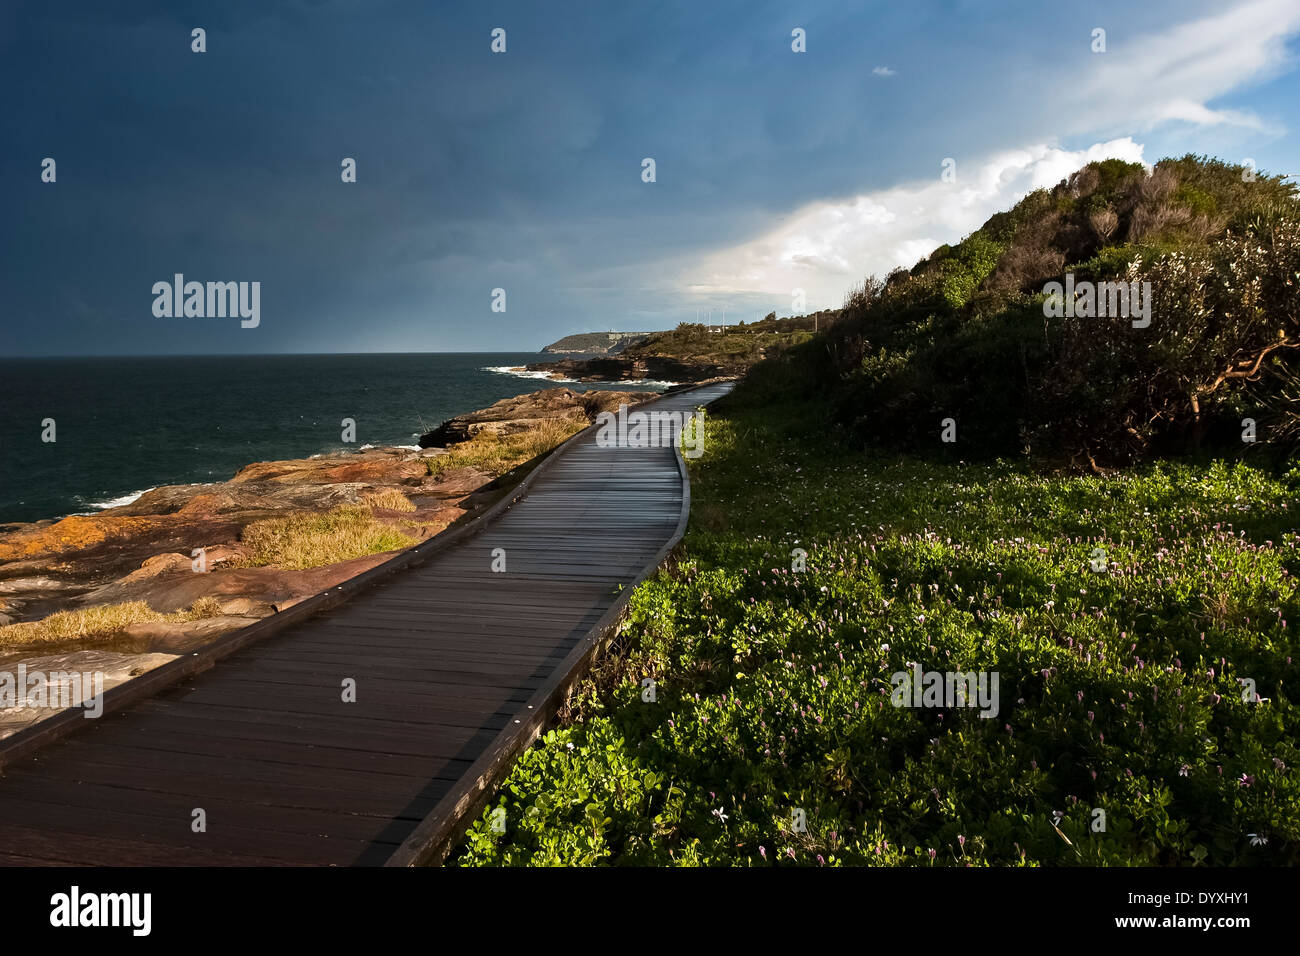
[[1149, 99, 1272, 133], [682, 0, 1300, 311], [684, 139, 1146, 307], [1065, 0, 1300, 136], [677, 0, 1300, 315]]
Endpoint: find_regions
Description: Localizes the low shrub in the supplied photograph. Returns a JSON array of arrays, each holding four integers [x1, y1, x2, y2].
[[454, 405, 1299, 866]]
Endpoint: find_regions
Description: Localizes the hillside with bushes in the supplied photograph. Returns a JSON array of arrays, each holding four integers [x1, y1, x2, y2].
[[527, 312, 832, 383], [741, 155, 1299, 468], [539, 331, 649, 354]]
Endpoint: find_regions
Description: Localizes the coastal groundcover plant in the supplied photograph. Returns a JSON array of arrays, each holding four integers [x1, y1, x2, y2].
[[455, 401, 1298, 866]]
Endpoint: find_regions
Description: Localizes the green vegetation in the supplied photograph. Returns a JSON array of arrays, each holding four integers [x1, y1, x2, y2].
[[456, 401, 1298, 866], [535, 311, 829, 381], [0, 597, 224, 646], [455, 155, 1300, 867], [746, 155, 1300, 467], [625, 316, 822, 369]]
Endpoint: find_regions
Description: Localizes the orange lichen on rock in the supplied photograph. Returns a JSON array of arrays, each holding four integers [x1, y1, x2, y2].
[[0, 514, 176, 561]]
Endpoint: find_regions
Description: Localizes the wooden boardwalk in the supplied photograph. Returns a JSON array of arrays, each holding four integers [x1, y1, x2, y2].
[[0, 382, 732, 866]]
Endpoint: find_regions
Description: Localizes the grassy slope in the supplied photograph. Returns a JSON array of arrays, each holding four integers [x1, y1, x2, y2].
[[455, 400, 1298, 866]]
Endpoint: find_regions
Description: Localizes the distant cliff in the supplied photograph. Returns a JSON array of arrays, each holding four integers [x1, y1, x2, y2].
[[540, 331, 650, 354]]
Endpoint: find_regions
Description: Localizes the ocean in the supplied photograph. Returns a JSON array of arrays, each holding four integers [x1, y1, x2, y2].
[[0, 353, 669, 525]]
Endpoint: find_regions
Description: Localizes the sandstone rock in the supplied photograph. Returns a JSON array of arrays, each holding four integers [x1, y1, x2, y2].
[[121, 615, 261, 650], [0, 512, 248, 584], [198, 543, 251, 566], [419, 387, 644, 448], [0, 649, 178, 739], [127, 485, 247, 516], [418, 466, 493, 497], [262, 482, 372, 509], [229, 449, 427, 487], [0, 558, 57, 577], [0, 465, 419, 589], [136, 553, 193, 577], [0, 513, 177, 562], [214, 597, 276, 618], [0, 575, 79, 595], [0, 387, 570, 679], [77, 550, 400, 614]]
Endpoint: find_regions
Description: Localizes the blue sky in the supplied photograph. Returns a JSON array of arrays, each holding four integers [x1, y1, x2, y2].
[[2, 0, 1297, 355]]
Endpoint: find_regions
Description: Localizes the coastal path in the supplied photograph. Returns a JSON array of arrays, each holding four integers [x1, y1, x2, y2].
[[0, 382, 732, 866]]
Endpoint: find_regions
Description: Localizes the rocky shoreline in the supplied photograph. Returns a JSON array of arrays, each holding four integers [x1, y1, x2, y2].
[[522, 354, 743, 384], [0, 385, 646, 736]]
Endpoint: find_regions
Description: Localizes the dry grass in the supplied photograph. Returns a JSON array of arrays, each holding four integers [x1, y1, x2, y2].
[[236, 504, 420, 570], [425, 417, 587, 479], [0, 597, 224, 647], [360, 488, 416, 512]]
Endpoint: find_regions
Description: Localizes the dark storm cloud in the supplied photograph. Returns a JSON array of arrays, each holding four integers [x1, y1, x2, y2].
[[0, 0, 1288, 354]]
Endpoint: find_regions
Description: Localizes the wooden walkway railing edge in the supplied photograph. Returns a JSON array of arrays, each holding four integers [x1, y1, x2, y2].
[[0, 383, 721, 773]]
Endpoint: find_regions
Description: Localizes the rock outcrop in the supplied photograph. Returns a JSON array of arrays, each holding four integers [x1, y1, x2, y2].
[[75, 549, 399, 615], [0, 385, 647, 729], [0, 446, 463, 614], [418, 387, 643, 448], [0, 386, 648, 643], [523, 355, 738, 384], [0, 649, 179, 740]]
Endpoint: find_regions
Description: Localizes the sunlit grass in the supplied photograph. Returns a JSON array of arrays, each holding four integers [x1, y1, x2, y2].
[[0, 597, 224, 646], [236, 504, 420, 571], [425, 417, 587, 479], [360, 488, 416, 512]]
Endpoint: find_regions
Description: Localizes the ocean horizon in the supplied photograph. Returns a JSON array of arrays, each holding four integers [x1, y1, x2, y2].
[[0, 352, 670, 525]]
